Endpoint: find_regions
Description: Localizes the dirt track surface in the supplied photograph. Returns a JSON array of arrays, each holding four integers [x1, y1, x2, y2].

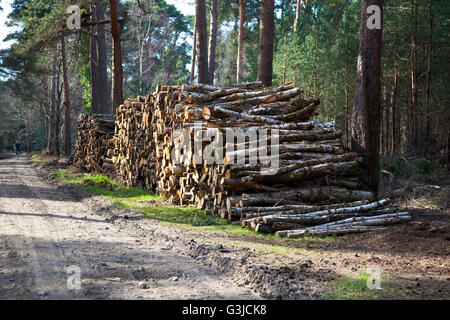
[[0, 154, 257, 300], [1, 154, 449, 300]]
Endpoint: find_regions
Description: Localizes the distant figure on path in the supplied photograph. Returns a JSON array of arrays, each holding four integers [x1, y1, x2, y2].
[[14, 140, 22, 158]]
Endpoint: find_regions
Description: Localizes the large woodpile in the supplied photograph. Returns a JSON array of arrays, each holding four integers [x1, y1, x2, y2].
[[73, 114, 115, 174], [74, 82, 411, 237], [146, 83, 369, 212]]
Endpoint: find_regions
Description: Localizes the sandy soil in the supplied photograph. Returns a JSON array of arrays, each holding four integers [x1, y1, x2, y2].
[[0, 154, 257, 300]]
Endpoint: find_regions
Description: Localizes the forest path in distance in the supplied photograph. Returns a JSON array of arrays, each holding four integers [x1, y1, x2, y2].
[[0, 154, 257, 300]]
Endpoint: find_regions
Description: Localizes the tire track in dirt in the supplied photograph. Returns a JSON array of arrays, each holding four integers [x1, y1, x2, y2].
[[0, 156, 82, 299], [0, 154, 258, 300]]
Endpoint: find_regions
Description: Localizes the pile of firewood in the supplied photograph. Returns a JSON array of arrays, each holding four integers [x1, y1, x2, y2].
[[111, 97, 155, 188], [74, 81, 411, 237], [73, 114, 115, 174], [151, 83, 364, 212], [148, 82, 410, 236]]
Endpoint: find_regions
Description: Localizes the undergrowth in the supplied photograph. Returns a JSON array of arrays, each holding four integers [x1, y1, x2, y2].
[[380, 157, 441, 182]]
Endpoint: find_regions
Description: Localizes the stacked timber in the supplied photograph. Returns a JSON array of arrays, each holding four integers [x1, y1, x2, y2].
[[73, 114, 115, 174], [240, 198, 412, 237], [113, 96, 155, 188], [157, 83, 361, 211], [84, 81, 410, 237], [148, 82, 411, 237]]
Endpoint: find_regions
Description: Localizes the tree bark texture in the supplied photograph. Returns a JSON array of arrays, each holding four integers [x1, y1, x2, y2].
[[236, 0, 245, 83], [195, 0, 209, 84], [208, 0, 218, 84], [352, 0, 383, 199], [109, 0, 124, 110], [257, 0, 275, 86]]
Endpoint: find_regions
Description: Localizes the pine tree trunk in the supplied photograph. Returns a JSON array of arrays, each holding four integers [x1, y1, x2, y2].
[[257, 0, 275, 86], [55, 64, 61, 157], [90, 4, 99, 114], [47, 54, 57, 155], [97, 0, 109, 114], [109, 0, 124, 110], [208, 0, 218, 84], [236, 0, 245, 83], [352, 0, 383, 199], [391, 43, 399, 155], [409, 0, 418, 156], [385, 88, 390, 155], [425, 0, 433, 141], [61, 33, 71, 157], [195, 0, 209, 84]]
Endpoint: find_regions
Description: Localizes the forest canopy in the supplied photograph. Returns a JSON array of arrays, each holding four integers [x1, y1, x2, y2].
[[0, 0, 448, 164]]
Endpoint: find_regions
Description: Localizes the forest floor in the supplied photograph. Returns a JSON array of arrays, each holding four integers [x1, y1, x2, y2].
[[0, 152, 449, 300]]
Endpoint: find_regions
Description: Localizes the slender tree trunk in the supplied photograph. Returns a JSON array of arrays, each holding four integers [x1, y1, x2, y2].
[[190, 17, 197, 83], [109, 0, 124, 111], [384, 86, 390, 155], [293, 0, 302, 32], [47, 54, 57, 155], [352, 0, 383, 199], [208, 0, 218, 84], [425, 0, 433, 141], [97, 0, 109, 114], [345, 56, 351, 149], [195, 0, 209, 84], [90, 4, 99, 114], [409, 0, 418, 155], [55, 64, 61, 157], [236, 0, 245, 83], [61, 33, 71, 157], [257, 0, 275, 86], [391, 43, 399, 155]]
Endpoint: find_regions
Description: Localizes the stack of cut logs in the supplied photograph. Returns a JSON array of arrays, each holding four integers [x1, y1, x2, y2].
[[75, 81, 411, 237], [73, 114, 115, 174], [151, 82, 369, 211], [111, 96, 155, 188], [240, 198, 411, 237]]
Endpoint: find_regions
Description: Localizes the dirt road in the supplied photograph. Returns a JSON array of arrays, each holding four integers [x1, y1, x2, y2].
[[2, 154, 448, 300], [0, 154, 257, 300]]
